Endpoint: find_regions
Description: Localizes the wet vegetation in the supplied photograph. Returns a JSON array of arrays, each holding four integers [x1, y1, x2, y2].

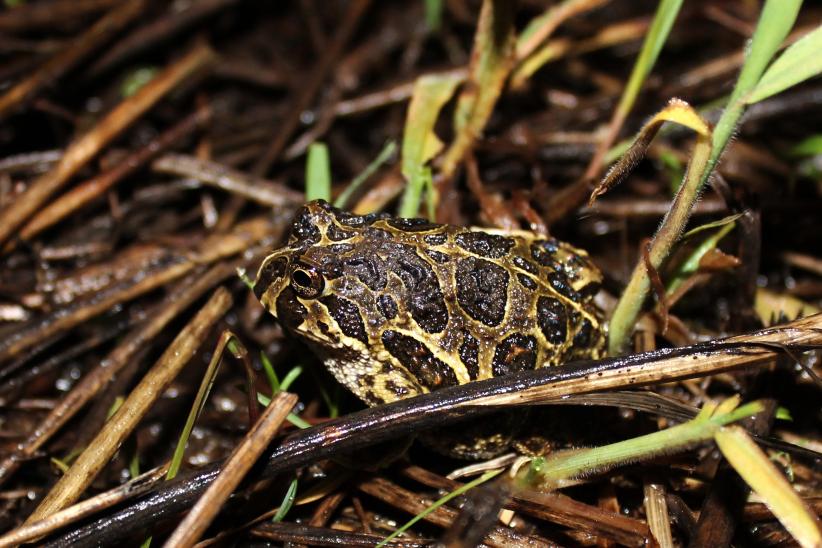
[[0, 1, 820, 546]]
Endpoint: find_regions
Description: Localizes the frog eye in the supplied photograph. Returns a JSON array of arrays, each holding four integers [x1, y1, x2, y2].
[[290, 263, 324, 299]]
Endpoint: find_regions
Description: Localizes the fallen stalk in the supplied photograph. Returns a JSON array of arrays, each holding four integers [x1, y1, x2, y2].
[[517, 398, 761, 489], [26, 288, 232, 522], [17, 312, 821, 547]]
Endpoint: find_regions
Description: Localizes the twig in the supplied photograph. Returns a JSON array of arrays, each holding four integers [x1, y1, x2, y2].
[[0, 216, 275, 363], [0, 42, 215, 248], [404, 464, 652, 545], [18, 106, 212, 242], [152, 154, 303, 208], [87, 0, 239, 77], [0, 0, 119, 32], [0, 466, 167, 548], [26, 287, 232, 522], [357, 476, 549, 547], [250, 522, 428, 547], [0, 0, 145, 119], [34, 313, 822, 546], [163, 392, 298, 547], [0, 263, 235, 488], [252, 0, 372, 175]]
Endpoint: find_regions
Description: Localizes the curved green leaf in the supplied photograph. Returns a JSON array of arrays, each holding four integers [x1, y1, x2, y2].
[[746, 25, 822, 104]]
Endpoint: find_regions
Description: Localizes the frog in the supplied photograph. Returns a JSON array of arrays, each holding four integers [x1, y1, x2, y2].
[[254, 200, 606, 458]]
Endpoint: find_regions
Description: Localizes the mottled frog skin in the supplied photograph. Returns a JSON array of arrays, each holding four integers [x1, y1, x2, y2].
[[255, 200, 605, 424]]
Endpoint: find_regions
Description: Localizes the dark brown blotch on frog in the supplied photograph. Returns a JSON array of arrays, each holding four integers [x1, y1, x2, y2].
[[320, 295, 369, 344], [325, 222, 355, 241], [516, 273, 537, 291], [425, 249, 450, 264], [455, 231, 516, 259], [459, 331, 480, 380], [387, 244, 448, 333], [275, 286, 307, 329], [537, 296, 568, 345], [492, 333, 538, 376], [254, 256, 287, 300], [455, 257, 509, 327], [344, 253, 387, 291], [376, 294, 398, 319], [423, 233, 447, 246], [381, 330, 458, 390], [386, 217, 443, 232], [512, 255, 539, 275]]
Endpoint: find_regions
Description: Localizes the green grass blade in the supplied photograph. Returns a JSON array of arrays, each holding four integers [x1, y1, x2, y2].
[[716, 426, 822, 547], [121, 67, 158, 98], [612, 0, 682, 124], [128, 451, 140, 480], [236, 267, 255, 291], [279, 365, 303, 392], [607, 1, 805, 354], [285, 413, 310, 429], [167, 333, 242, 480], [106, 395, 125, 419], [578, 0, 682, 187], [256, 392, 310, 429], [790, 134, 822, 157], [399, 72, 462, 218], [604, 101, 713, 354], [257, 359, 305, 428], [424, 0, 443, 31], [305, 142, 331, 201], [376, 468, 504, 547], [607, 135, 712, 354], [50, 456, 71, 474], [680, 213, 744, 239], [260, 351, 280, 393], [271, 477, 299, 522], [315, 381, 340, 419], [709, 0, 802, 169], [666, 219, 737, 296], [334, 140, 396, 209], [745, 24, 822, 104]]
